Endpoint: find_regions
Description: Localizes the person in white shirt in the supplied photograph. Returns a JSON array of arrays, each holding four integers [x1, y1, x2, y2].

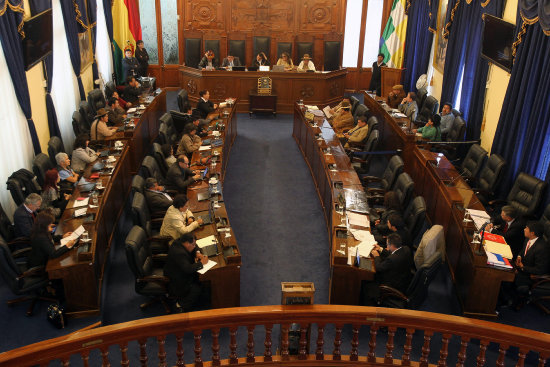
[[297, 54, 316, 71]]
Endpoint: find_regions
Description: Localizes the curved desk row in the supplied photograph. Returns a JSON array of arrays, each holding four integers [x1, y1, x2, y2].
[[179, 66, 347, 114]]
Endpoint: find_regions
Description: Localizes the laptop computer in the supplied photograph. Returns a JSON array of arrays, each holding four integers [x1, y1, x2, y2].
[[272, 65, 285, 72], [247, 66, 258, 72], [201, 139, 211, 146], [99, 150, 109, 158]]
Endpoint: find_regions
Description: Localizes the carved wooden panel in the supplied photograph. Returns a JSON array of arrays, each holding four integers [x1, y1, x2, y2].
[[230, 0, 295, 32], [299, 0, 340, 32], [184, 0, 225, 30]]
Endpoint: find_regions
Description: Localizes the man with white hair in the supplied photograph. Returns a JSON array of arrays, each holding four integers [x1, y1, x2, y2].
[[13, 193, 42, 238]]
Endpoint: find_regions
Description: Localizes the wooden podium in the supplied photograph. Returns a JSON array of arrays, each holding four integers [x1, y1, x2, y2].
[[381, 67, 405, 97]]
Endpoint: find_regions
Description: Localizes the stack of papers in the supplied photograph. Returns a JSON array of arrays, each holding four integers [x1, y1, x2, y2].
[[347, 212, 370, 228], [72, 197, 89, 208], [74, 208, 87, 217], [198, 260, 217, 274], [484, 237, 513, 259], [60, 225, 85, 246], [323, 106, 333, 119], [196, 235, 216, 248], [486, 252, 513, 269], [467, 209, 491, 230]]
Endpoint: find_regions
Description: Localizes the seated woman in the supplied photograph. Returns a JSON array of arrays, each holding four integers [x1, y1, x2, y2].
[[71, 134, 99, 172], [370, 191, 402, 237], [162, 143, 177, 167], [297, 54, 316, 71], [27, 212, 76, 269], [55, 152, 79, 189], [414, 114, 442, 142], [276, 52, 294, 71], [176, 124, 202, 158], [40, 169, 70, 219], [252, 52, 269, 67]]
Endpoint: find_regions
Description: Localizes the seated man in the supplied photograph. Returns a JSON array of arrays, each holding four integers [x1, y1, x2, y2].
[[398, 92, 418, 121], [144, 177, 173, 214], [105, 97, 126, 126], [198, 50, 218, 70], [362, 233, 413, 305], [164, 233, 209, 312], [164, 156, 201, 193], [221, 54, 241, 69], [374, 213, 412, 249], [123, 76, 142, 105], [196, 90, 218, 119], [341, 115, 369, 149], [331, 102, 355, 134], [387, 84, 406, 109], [160, 195, 203, 242], [486, 205, 526, 259], [184, 111, 208, 138], [328, 97, 351, 116], [14, 193, 42, 238], [173, 103, 194, 136], [90, 108, 117, 141], [439, 102, 456, 137]]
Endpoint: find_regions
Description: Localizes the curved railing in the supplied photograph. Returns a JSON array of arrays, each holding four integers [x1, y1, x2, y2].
[[0, 305, 548, 366]]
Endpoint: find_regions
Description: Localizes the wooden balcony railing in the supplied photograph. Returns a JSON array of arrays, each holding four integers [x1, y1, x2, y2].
[[0, 305, 548, 366]]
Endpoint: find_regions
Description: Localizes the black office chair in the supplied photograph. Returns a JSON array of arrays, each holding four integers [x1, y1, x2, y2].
[[369, 172, 414, 210], [6, 169, 42, 206], [131, 192, 170, 252], [32, 153, 55, 187], [87, 89, 106, 115], [140, 156, 166, 185], [353, 104, 369, 124], [0, 204, 30, 250], [153, 143, 169, 177], [472, 154, 506, 205], [530, 274, 550, 315], [72, 111, 90, 136], [47, 137, 65, 167], [460, 144, 487, 181], [415, 96, 439, 125], [361, 155, 404, 194], [177, 89, 189, 112], [378, 251, 442, 309], [489, 172, 547, 218], [124, 225, 170, 312], [349, 130, 379, 172], [403, 196, 427, 243], [416, 88, 428, 111], [365, 116, 379, 142], [431, 116, 467, 160], [131, 175, 145, 198], [104, 81, 116, 99], [0, 238, 56, 316], [159, 123, 177, 148], [79, 101, 94, 129], [350, 96, 360, 116]]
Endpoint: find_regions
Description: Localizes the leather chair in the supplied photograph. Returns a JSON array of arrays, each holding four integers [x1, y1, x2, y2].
[[140, 156, 165, 185], [0, 203, 30, 250], [353, 104, 369, 123], [296, 42, 313, 63], [124, 225, 170, 312], [350, 96, 360, 116], [530, 274, 550, 314], [87, 89, 106, 115], [365, 116, 379, 141], [378, 251, 442, 309], [131, 192, 170, 252], [350, 130, 379, 172], [159, 113, 177, 140], [253, 36, 270, 62], [494, 172, 547, 217], [185, 38, 201, 69], [416, 88, 428, 111], [158, 123, 176, 148], [431, 116, 466, 160], [131, 175, 145, 198], [540, 204, 550, 243], [403, 196, 427, 244], [229, 39, 246, 67], [0, 238, 56, 315], [153, 143, 169, 177], [47, 136, 65, 167], [72, 110, 89, 136], [473, 154, 506, 204], [369, 172, 414, 210], [204, 39, 220, 64], [414, 225, 445, 269], [177, 89, 189, 112], [446, 116, 466, 142], [324, 41, 340, 71], [361, 155, 404, 194], [276, 42, 292, 60], [79, 101, 94, 128], [416, 95, 439, 125], [7, 169, 42, 206], [104, 81, 116, 99], [32, 153, 55, 187], [460, 144, 487, 180]]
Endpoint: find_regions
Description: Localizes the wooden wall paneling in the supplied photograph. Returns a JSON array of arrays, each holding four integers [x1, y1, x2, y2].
[[178, 0, 185, 67], [163, 65, 182, 88], [184, 0, 225, 30], [155, 0, 164, 86]]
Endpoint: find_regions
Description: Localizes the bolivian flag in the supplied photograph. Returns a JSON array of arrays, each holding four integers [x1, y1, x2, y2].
[[112, 0, 142, 84], [379, 0, 408, 69]]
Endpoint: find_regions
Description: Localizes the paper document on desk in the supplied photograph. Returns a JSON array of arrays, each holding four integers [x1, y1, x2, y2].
[[74, 208, 87, 217], [484, 240, 513, 259], [349, 228, 373, 242], [60, 225, 85, 246], [305, 105, 318, 110], [323, 106, 332, 119], [357, 241, 376, 258], [199, 145, 211, 151], [467, 209, 490, 230], [127, 108, 137, 113], [72, 197, 89, 208], [393, 112, 407, 118], [196, 235, 216, 248], [347, 212, 370, 228], [198, 260, 217, 274]]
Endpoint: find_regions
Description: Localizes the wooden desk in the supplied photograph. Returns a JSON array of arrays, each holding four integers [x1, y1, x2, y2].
[[180, 66, 346, 114], [363, 91, 514, 318], [292, 104, 374, 306], [47, 91, 167, 317], [249, 92, 277, 116]]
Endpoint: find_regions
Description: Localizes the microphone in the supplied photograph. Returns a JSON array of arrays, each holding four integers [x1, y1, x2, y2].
[[476, 220, 491, 255]]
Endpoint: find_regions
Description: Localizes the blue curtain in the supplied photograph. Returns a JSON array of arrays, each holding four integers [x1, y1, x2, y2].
[[491, 21, 550, 198], [43, 54, 61, 140], [103, 0, 113, 41], [440, 0, 504, 111], [0, 0, 41, 154], [402, 0, 439, 92], [59, 0, 86, 100], [87, 0, 99, 80], [29, 0, 51, 15]]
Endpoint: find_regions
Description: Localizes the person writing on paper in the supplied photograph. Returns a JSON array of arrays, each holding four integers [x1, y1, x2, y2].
[[253, 52, 269, 67], [398, 92, 418, 121], [276, 52, 294, 71], [90, 108, 117, 141], [342, 115, 369, 149], [71, 134, 99, 172], [164, 156, 201, 193], [27, 212, 76, 268], [297, 54, 315, 71], [56, 153, 79, 187], [221, 54, 241, 69], [368, 53, 387, 96], [387, 84, 406, 109], [198, 50, 218, 70], [413, 114, 441, 142], [176, 124, 202, 158], [164, 233, 209, 312], [196, 90, 218, 119], [160, 195, 203, 243], [361, 233, 413, 305], [485, 205, 526, 258], [40, 169, 70, 219]]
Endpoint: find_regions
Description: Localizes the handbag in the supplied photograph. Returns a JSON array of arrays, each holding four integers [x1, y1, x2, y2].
[[46, 304, 67, 329]]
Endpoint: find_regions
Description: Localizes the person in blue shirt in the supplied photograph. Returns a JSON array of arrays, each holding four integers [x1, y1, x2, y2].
[[55, 152, 78, 186]]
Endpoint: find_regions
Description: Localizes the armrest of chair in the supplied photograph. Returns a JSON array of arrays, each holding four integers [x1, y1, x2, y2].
[[169, 110, 189, 126], [138, 274, 169, 286], [367, 195, 384, 205], [531, 274, 550, 288], [361, 176, 382, 184], [11, 247, 32, 258], [487, 198, 507, 207], [149, 235, 172, 243], [18, 265, 47, 279], [378, 285, 408, 302], [367, 187, 386, 196]]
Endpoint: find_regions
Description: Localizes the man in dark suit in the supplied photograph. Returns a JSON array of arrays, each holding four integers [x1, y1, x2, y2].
[[368, 53, 386, 96], [514, 221, 549, 292], [374, 213, 412, 250], [163, 233, 209, 312], [486, 205, 526, 258], [196, 90, 218, 119], [221, 54, 242, 69], [14, 193, 42, 238], [123, 76, 142, 104], [144, 178, 173, 214], [164, 156, 201, 193]]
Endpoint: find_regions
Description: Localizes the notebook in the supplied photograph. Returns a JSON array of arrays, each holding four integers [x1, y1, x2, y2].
[[197, 192, 210, 201]]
